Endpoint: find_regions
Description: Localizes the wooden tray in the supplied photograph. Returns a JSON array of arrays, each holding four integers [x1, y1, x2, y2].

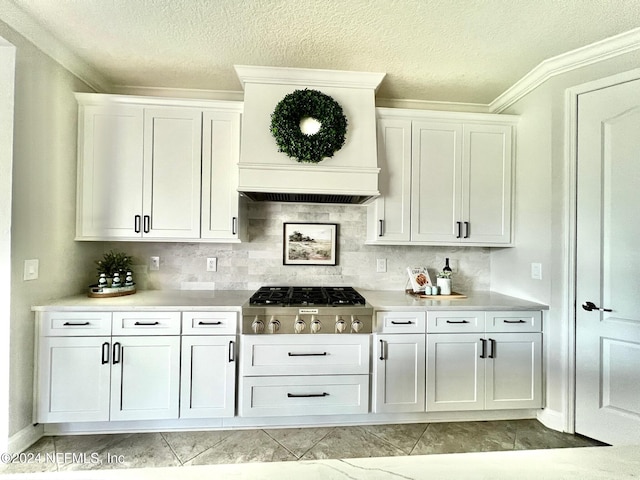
[[88, 284, 136, 298], [406, 289, 467, 299]]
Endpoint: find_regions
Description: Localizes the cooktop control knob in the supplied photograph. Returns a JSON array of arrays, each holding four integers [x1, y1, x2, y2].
[[294, 316, 306, 334], [268, 316, 280, 334], [310, 316, 322, 333], [251, 317, 265, 334], [335, 316, 347, 333], [351, 315, 363, 333]]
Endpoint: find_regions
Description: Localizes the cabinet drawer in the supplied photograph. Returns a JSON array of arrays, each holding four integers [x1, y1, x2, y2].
[[427, 311, 485, 333], [39, 312, 111, 336], [485, 311, 542, 333], [182, 311, 237, 335], [240, 335, 370, 376], [240, 375, 369, 417], [376, 311, 426, 333], [112, 312, 181, 335]]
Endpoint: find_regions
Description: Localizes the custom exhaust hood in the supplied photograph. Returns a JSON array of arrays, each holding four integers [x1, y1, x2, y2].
[[235, 65, 385, 204]]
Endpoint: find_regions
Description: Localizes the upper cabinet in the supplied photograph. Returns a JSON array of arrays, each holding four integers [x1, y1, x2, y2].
[[75, 94, 245, 242], [368, 108, 517, 246]]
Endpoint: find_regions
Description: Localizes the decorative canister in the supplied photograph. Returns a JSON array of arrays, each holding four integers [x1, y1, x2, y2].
[[436, 277, 452, 295]]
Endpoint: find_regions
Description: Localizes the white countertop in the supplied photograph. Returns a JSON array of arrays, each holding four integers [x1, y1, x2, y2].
[[32, 289, 547, 312]]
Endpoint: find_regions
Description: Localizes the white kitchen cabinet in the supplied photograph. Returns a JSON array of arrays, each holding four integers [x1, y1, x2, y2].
[[374, 333, 426, 413], [426, 310, 543, 412], [201, 110, 245, 241], [180, 311, 237, 419], [368, 108, 516, 246], [36, 336, 112, 423], [110, 335, 181, 421]]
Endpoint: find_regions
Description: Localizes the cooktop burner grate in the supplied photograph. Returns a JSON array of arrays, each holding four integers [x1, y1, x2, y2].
[[249, 286, 366, 307]]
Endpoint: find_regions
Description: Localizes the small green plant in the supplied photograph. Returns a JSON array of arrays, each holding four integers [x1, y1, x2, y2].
[[437, 270, 452, 279], [95, 250, 133, 276]]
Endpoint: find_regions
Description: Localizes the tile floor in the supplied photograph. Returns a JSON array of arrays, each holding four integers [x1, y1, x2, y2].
[[0, 420, 605, 475]]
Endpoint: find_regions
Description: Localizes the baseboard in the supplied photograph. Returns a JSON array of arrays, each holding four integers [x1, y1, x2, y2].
[[8, 423, 44, 454], [537, 408, 566, 433]]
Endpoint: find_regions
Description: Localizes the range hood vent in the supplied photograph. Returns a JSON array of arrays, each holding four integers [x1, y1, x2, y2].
[[235, 65, 385, 204], [241, 192, 372, 205]]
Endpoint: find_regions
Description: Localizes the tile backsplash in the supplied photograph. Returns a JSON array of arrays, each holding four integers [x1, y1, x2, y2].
[[104, 203, 490, 292]]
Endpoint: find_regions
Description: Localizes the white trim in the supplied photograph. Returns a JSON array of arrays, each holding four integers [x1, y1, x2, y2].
[[0, 0, 109, 92], [491, 28, 640, 113], [110, 85, 245, 102], [376, 106, 519, 124], [7, 424, 43, 454], [376, 97, 490, 114], [234, 65, 385, 91], [565, 67, 640, 437], [537, 408, 566, 433], [74, 92, 244, 112]]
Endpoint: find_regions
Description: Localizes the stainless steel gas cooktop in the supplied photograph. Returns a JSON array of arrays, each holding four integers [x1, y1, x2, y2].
[[242, 286, 373, 334]]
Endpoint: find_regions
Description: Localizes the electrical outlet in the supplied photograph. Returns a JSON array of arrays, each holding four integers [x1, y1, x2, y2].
[[531, 262, 542, 280], [207, 257, 217, 272], [149, 256, 160, 271], [376, 258, 387, 273]]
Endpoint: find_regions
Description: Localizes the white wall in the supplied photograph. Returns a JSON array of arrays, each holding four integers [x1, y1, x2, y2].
[[490, 49, 640, 430], [0, 20, 102, 440]]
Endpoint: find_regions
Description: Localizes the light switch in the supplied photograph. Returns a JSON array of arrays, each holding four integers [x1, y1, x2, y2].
[[531, 262, 542, 280], [376, 258, 387, 273], [24, 259, 39, 281]]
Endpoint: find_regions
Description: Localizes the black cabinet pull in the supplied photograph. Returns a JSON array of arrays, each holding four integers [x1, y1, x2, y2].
[[489, 338, 496, 359], [63, 321, 90, 326], [134, 321, 160, 326], [456, 221, 462, 238], [287, 392, 329, 398], [288, 352, 327, 357], [446, 320, 470, 324], [480, 338, 487, 359], [379, 339, 385, 361], [379, 219, 384, 237], [232, 217, 238, 235], [143, 215, 150, 233], [504, 319, 526, 324], [464, 221, 470, 238], [228, 340, 235, 363], [112, 342, 121, 364], [198, 321, 222, 326], [101, 342, 110, 364], [390, 320, 413, 325], [134, 215, 141, 233]]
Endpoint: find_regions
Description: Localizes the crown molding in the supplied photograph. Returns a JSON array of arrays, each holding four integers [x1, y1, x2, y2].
[[490, 27, 640, 113], [110, 85, 245, 102], [235, 65, 386, 91], [0, 0, 111, 92], [376, 97, 490, 113]]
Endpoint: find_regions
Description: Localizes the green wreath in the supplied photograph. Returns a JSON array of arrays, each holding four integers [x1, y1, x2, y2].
[[270, 89, 348, 163]]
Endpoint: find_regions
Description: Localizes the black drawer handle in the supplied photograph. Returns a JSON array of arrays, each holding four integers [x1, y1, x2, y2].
[[446, 320, 470, 324], [391, 321, 414, 325], [489, 338, 496, 359], [480, 338, 487, 359], [198, 321, 223, 326], [101, 342, 110, 364], [503, 319, 526, 324], [288, 352, 328, 357], [112, 342, 121, 364], [134, 321, 160, 326], [287, 392, 329, 398], [63, 322, 90, 326], [229, 340, 235, 363]]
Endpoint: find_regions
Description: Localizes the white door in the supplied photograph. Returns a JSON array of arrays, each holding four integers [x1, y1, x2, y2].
[[36, 337, 111, 423], [575, 78, 640, 444], [110, 336, 181, 421], [180, 336, 236, 418], [373, 334, 425, 413]]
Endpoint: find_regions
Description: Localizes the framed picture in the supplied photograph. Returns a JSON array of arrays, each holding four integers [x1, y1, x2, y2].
[[283, 223, 338, 266]]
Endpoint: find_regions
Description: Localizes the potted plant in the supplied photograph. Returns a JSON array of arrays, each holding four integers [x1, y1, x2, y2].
[[95, 250, 133, 285], [436, 270, 452, 295]]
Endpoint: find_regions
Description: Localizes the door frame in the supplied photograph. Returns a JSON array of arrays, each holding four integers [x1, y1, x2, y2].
[[564, 66, 640, 435]]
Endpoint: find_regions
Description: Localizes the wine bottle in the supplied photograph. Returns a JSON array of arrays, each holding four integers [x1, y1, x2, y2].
[[443, 258, 452, 273]]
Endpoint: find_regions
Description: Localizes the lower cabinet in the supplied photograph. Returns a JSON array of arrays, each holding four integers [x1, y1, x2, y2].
[[426, 332, 542, 411], [373, 334, 426, 413]]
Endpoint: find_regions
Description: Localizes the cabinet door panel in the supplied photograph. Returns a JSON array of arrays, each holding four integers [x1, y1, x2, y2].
[[143, 108, 202, 239], [374, 334, 425, 413], [201, 110, 242, 240], [485, 333, 542, 409], [427, 333, 484, 411], [180, 336, 236, 418], [463, 124, 512, 244], [36, 337, 111, 423], [110, 336, 180, 421], [77, 104, 143, 239], [411, 121, 462, 242]]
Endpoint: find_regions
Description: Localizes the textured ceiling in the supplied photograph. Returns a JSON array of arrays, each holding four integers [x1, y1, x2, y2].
[[5, 0, 640, 104]]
